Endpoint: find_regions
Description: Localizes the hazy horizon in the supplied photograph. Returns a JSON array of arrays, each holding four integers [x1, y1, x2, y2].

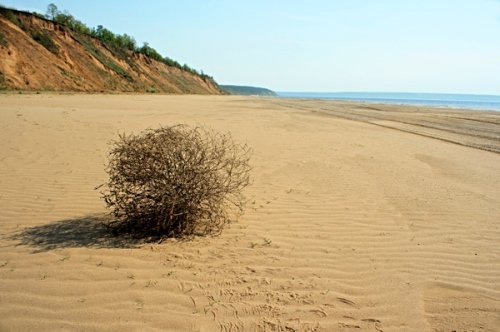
[[3, 0, 500, 95]]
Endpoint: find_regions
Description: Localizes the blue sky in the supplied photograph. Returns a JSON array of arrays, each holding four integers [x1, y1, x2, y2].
[[2, 0, 500, 94]]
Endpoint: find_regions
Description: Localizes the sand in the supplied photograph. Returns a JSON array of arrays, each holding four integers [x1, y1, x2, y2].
[[0, 94, 499, 331]]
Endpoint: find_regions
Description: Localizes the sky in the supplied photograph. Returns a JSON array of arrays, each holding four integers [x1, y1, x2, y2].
[[2, 0, 500, 94]]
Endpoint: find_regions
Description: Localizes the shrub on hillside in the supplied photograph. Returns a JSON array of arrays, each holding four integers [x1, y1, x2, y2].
[[0, 32, 7, 47], [31, 31, 58, 54], [0, 8, 25, 30], [99, 125, 251, 239], [0, 72, 7, 90]]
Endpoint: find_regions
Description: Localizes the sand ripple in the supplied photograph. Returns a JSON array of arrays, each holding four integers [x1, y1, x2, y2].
[[1, 94, 499, 331]]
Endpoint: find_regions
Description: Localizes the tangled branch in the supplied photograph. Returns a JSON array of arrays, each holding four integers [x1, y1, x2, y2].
[[99, 125, 251, 239]]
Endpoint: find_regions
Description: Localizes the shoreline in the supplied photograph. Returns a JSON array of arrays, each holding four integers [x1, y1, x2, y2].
[[277, 92, 500, 112], [277, 96, 500, 114], [271, 97, 500, 154]]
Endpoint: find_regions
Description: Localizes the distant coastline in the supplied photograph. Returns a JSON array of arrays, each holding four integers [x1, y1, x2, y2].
[[278, 92, 500, 111], [221, 85, 277, 96]]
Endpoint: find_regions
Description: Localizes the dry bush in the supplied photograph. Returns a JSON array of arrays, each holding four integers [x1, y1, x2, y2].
[[99, 125, 251, 238]]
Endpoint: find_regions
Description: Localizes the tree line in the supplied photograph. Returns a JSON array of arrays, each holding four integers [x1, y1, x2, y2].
[[45, 4, 212, 80]]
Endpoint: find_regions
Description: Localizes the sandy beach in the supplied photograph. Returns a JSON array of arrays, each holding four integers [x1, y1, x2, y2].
[[0, 94, 499, 331]]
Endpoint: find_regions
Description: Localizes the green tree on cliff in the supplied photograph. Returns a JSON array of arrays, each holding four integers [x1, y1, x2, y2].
[[46, 3, 58, 20]]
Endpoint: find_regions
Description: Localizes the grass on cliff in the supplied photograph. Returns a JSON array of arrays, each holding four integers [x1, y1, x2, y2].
[[73, 34, 131, 80], [31, 31, 58, 54], [0, 71, 7, 89], [0, 8, 25, 30], [0, 32, 8, 47]]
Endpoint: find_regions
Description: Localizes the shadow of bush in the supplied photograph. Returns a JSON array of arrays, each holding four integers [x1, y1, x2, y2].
[[12, 214, 146, 252]]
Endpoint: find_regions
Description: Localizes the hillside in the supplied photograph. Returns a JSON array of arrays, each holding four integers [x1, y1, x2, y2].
[[220, 85, 277, 96], [0, 7, 222, 93]]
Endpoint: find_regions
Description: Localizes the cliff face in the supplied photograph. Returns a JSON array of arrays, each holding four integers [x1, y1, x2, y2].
[[0, 9, 222, 94]]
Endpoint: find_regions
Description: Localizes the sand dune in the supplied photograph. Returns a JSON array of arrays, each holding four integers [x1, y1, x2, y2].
[[0, 94, 499, 331]]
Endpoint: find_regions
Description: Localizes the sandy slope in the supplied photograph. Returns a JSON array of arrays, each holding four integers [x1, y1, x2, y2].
[[0, 94, 499, 331]]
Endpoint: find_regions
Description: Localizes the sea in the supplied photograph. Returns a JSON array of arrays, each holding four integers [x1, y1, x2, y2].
[[277, 92, 500, 112]]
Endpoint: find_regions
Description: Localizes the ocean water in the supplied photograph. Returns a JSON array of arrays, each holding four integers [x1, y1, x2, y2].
[[278, 92, 500, 111]]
